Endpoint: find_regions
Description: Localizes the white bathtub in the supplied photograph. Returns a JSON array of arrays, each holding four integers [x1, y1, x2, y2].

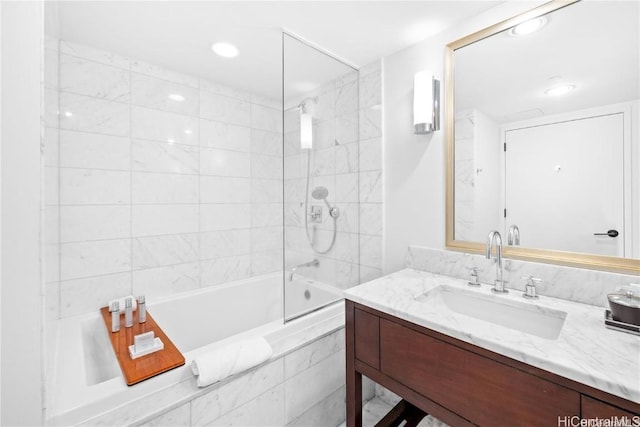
[[48, 272, 343, 426]]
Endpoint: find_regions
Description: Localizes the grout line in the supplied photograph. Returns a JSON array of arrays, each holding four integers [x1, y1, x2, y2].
[[128, 58, 135, 297], [197, 77, 203, 289], [56, 37, 63, 320]]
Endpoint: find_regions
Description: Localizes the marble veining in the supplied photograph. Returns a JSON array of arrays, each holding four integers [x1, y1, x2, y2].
[[406, 246, 640, 308], [60, 54, 131, 102], [344, 268, 640, 403]]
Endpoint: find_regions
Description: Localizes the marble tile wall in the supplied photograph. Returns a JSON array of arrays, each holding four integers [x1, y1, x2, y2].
[[51, 40, 283, 318], [74, 328, 354, 426], [453, 113, 474, 242], [358, 61, 384, 284], [283, 60, 383, 290], [406, 245, 640, 308], [43, 36, 61, 322]]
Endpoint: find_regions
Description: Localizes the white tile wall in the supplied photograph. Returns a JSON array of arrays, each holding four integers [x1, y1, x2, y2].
[[406, 246, 640, 308], [60, 93, 130, 136], [357, 62, 384, 281], [43, 37, 61, 321], [60, 54, 131, 102], [283, 60, 383, 289], [117, 327, 349, 427], [51, 41, 283, 316]]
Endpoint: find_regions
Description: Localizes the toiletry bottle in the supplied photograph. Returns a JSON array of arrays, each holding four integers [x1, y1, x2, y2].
[[125, 297, 133, 328], [138, 295, 146, 323], [110, 301, 120, 333]]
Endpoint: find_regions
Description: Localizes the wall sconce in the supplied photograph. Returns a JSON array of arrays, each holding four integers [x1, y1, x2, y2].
[[300, 112, 313, 150], [413, 70, 440, 134]]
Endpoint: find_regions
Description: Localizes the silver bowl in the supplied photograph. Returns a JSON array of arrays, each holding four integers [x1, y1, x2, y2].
[[607, 292, 640, 326]]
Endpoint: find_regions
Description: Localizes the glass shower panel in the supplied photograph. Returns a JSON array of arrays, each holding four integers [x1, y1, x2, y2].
[[283, 33, 360, 322]]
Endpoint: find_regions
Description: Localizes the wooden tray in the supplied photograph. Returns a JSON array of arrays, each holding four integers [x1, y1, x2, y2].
[[100, 306, 185, 386]]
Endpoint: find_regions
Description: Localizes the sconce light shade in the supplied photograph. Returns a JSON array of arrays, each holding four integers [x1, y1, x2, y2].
[[413, 70, 440, 134], [300, 113, 313, 150]]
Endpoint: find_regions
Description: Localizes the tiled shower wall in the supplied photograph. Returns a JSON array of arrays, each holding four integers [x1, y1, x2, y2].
[[45, 40, 384, 319], [357, 62, 384, 282], [453, 111, 475, 242], [43, 36, 61, 323], [283, 61, 383, 289], [47, 41, 283, 318]]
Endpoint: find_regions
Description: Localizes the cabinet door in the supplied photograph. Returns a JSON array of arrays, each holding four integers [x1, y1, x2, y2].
[[581, 396, 639, 420], [380, 319, 470, 416], [354, 309, 379, 369], [380, 319, 581, 426]]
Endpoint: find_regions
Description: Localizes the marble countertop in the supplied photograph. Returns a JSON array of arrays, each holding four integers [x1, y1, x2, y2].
[[344, 268, 640, 403]]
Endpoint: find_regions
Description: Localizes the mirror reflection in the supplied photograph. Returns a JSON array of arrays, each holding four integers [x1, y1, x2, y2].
[[452, 0, 639, 260]]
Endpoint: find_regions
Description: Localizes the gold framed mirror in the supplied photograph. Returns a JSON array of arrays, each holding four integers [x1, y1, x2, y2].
[[445, 0, 640, 274]]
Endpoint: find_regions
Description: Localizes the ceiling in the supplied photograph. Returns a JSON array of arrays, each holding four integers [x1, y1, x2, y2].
[[55, 1, 501, 102], [454, 0, 640, 124]]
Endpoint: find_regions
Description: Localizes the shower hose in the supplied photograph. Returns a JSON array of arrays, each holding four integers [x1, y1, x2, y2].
[[304, 149, 337, 254]]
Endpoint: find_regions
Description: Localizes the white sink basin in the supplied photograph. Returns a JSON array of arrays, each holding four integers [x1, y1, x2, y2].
[[415, 285, 567, 340]]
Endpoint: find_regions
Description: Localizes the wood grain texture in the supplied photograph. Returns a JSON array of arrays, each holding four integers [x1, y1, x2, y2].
[[353, 302, 640, 414], [581, 396, 640, 420], [346, 300, 363, 427], [380, 318, 581, 426], [347, 301, 639, 426], [100, 306, 185, 386], [354, 308, 380, 369]]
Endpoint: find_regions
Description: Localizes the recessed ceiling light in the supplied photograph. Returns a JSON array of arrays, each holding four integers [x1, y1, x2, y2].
[[184, 129, 193, 135], [168, 94, 185, 102], [167, 138, 176, 144], [545, 84, 575, 96], [510, 17, 547, 36], [211, 42, 239, 58], [64, 111, 73, 117]]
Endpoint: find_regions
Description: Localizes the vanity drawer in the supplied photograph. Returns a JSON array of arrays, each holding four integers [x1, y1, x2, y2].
[[354, 309, 379, 369], [379, 319, 581, 426], [581, 396, 639, 419]]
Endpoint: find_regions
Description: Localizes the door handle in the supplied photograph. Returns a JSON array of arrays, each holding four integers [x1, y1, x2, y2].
[[593, 229, 619, 238]]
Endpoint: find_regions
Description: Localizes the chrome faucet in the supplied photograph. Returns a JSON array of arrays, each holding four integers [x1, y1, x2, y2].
[[289, 259, 319, 281], [486, 230, 508, 294], [508, 224, 520, 246]]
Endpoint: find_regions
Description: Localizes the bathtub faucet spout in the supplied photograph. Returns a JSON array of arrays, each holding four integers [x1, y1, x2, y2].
[[289, 259, 319, 281]]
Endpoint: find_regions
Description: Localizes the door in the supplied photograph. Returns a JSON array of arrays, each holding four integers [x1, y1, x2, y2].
[[505, 113, 624, 257]]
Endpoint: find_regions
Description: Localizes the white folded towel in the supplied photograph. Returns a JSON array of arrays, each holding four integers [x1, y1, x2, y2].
[[108, 295, 137, 312], [191, 337, 273, 388]]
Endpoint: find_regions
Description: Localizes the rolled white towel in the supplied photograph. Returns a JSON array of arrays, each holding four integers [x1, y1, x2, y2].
[[108, 295, 137, 312], [191, 337, 273, 388]]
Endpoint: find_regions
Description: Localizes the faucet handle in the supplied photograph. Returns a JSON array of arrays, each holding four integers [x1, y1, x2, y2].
[[521, 276, 542, 299], [466, 267, 482, 287]]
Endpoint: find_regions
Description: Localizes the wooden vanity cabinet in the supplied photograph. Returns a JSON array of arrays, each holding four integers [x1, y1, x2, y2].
[[346, 301, 640, 427], [581, 396, 639, 420]]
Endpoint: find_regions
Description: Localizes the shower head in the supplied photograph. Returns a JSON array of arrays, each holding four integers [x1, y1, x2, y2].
[[311, 186, 329, 200], [298, 96, 319, 114], [308, 186, 340, 220]]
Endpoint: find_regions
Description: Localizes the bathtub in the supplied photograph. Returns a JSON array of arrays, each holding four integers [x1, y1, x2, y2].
[[48, 272, 344, 426]]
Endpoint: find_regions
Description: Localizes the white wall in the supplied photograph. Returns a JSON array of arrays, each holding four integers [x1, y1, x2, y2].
[[382, 1, 544, 273], [0, 1, 45, 425], [473, 109, 501, 241], [0, 1, 3, 421]]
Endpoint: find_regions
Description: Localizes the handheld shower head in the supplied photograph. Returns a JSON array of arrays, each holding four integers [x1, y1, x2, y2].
[[311, 186, 335, 212], [311, 186, 329, 200]]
